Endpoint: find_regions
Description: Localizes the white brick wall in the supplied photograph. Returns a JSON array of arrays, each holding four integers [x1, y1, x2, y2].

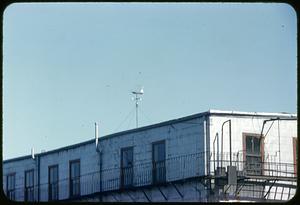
[[2, 112, 297, 202], [3, 157, 37, 201], [208, 115, 297, 201], [209, 115, 297, 167], [3, 116, 206, 201]]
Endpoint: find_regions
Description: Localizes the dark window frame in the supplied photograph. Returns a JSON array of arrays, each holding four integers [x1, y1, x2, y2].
[[242, 133, 264, 175], [24, 169, 34, 202], [69, 159, 80, 198], [152, 140, 166, 184], [6, 173, 16, 200], [48, 164, 59, 201], [120, 146, 134, 189]]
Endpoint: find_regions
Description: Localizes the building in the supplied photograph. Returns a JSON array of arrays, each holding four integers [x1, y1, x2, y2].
[[2, 109, 298, 202]]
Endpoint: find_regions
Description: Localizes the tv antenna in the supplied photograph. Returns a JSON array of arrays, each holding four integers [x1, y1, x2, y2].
[[132, 87, 144, 128]]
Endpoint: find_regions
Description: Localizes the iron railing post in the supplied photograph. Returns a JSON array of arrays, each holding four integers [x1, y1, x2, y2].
[[221, 119, 231, 169]]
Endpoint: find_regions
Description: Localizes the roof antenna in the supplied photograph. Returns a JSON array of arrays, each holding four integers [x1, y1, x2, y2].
[[132, 86, 144, 128]]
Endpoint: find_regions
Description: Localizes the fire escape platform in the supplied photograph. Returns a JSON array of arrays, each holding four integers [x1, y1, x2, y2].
[[245, 175, 297, 182]]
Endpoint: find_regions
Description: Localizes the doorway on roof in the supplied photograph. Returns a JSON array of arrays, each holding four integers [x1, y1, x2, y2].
[[120, 147, 134, 188], [152, 140, 166, 184], [243, 133, 264, 175]]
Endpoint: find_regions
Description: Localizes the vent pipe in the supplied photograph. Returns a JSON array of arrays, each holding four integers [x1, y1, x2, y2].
[[95, 122, 99, 152], [31, 147, 35, 159]]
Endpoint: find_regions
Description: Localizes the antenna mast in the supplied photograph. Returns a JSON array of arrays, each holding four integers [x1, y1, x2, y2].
[[132, 87, 144, 128]]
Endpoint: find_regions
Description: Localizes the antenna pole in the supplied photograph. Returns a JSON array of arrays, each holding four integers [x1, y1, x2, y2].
[[135, 94, 138, 128], [132, 88, 143, 128]]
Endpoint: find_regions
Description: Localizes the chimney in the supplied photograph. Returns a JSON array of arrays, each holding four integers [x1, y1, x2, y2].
[[95, 122, 99, 151], [31, 147, 35, 159]]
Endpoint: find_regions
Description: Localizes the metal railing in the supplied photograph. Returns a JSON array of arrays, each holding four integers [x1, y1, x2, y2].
[[4, 151, 296, 201], [209, 151, 297, 178]]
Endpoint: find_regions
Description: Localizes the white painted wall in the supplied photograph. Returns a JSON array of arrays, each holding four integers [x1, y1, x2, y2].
[[209, 115, 297, 172], [3, 112, 296, 202], [38, 143, 100, 201], [208, 114, 297, 200], [3, 157, 37, 201], [3, 116, 206, 201]]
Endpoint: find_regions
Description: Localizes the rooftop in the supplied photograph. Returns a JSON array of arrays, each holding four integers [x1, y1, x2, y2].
[[3, 109, 297, 163]]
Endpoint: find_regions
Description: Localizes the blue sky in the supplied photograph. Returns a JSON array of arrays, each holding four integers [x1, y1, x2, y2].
[[3, 3, 297, 159]]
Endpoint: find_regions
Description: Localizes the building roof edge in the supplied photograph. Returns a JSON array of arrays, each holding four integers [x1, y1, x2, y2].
[[3, 109, 296, 164]]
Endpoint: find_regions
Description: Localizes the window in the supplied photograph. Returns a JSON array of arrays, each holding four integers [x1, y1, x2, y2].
[[152, 140, 166, 184], [7, 173, 15, 200], [120, 147, 134, 188], [244, 134, 263, 175], [25, 170, 34, 201], [69, 160, 80, 197], [48, 165, 59, 201]]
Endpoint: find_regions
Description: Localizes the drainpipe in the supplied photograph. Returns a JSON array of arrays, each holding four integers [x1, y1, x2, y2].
[[31, 148, 40, 201], [98, 149, 102, 200], [217, 132, 219, 168], [213, 133, 219, 172], [37, 154, 40, 202], [229, 120, 232, 167], [95, 122, 102, 201], [96, 148, 102, 201], [278, 120, 281, 165], [207, 116, 211, 175], [204, 115, 211, 176], [204, 115, 211, 201]]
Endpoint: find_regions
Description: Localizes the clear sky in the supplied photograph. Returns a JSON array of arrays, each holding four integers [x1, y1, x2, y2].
[[3, 3, 297, 160]]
